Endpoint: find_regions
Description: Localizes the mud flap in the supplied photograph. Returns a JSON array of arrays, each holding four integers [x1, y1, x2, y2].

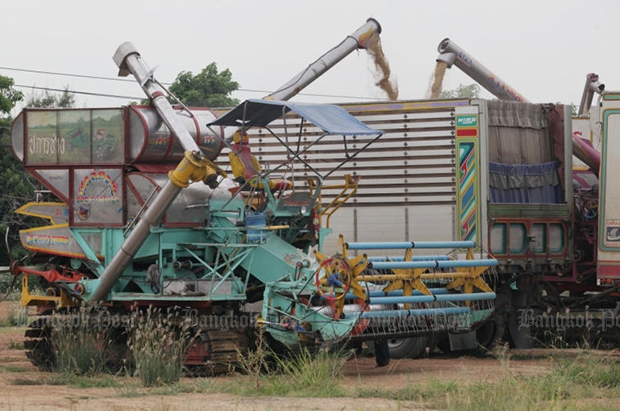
[[447, 330, 477, 351]]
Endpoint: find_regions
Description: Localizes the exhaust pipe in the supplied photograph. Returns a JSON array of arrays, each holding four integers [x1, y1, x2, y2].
[[436, 38, 529, 103]]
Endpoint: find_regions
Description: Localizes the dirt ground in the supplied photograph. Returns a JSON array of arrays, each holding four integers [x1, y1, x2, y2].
[[0, 301, 593, 411]]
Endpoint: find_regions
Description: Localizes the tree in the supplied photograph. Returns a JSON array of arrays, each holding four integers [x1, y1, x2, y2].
[[0, 75, 27, 265], [0, 76, 23, 113], [26, 86, 75, 108], [439, 83, 481, 99], [168, 63, 240, 107]]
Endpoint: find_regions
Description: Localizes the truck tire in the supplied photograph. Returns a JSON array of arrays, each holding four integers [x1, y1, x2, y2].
[[387, 336, 429, 359]]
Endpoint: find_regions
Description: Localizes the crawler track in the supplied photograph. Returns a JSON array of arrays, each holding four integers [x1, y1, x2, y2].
[[24, 311, 254, 374]]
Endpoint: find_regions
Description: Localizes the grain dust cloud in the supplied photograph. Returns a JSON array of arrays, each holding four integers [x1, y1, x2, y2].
[[368, 39, 398, 101]]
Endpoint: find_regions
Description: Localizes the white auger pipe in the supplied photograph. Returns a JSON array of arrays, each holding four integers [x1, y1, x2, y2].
[[436, 38, 529, 103]]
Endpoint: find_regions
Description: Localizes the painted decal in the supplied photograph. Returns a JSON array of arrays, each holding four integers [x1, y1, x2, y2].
[[456, 115, 477, 127], [76, 170, 120, 203], [604, 220, 620, 246], [25, 233, 70, 246], [455, 112, 480, 247]]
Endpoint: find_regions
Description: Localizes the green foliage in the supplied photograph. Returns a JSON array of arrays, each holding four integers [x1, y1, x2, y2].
[[570, 103, 578, 117], [0, 135, 38, 265], [354, 352, 620, 411], [66, 374, 123, 389], [0, 79, 68, 266], [0, 75, 23, 113], [357, 379, 459, 403], [440, 83, 481, 99], [167, 62, 240, 107], [0, 76, 32, 266], [229, 345, 348, 397], [269, 347, 347, 397], [26, 86, 75, 108], [8, 339, 24, 349]]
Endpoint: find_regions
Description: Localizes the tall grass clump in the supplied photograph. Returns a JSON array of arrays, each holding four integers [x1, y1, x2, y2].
[[267, 346, 348, 397], [51, 308, 108, 375], [230, 336, 348, 397], [128, 307, 195, 387]]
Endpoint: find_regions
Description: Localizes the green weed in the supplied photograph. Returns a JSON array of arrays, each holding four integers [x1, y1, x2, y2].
[[228, 344, 348, 397], [0, 364, 28, 372], [7, 339, 23, 350]]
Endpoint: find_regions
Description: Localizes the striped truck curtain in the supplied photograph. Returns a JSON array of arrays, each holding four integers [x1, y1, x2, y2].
[[489, 161, 562, 204]]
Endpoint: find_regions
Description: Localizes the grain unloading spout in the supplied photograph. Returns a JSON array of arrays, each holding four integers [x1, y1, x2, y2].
[[91, 42, 222, 301], [578, 73, 605, 117], [266, 18, 382, 101], [573, 73, 605, 175], [436, 38, 529, 103]]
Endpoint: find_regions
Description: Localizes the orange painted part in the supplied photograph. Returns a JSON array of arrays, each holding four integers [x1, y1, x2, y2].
[[16, 266, 81, 283]]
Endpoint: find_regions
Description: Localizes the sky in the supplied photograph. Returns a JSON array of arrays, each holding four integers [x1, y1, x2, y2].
[[1, 0, 617, 114]]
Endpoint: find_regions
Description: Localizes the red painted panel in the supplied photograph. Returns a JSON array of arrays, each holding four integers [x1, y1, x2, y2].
[[456, 128, 478, 137]]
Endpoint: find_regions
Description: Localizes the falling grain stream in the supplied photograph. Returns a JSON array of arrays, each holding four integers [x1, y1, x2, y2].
[[368, 39, 398, 100], [430, 61, 448, 99]]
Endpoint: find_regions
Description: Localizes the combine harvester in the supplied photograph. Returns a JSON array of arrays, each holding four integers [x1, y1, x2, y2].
[[7, 19, 497, 371]]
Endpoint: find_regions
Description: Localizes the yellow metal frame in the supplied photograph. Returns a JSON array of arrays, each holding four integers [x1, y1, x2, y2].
[[342, 236, 494, 308], [309, 174, 359, 228], [21, 275, 77, 310]]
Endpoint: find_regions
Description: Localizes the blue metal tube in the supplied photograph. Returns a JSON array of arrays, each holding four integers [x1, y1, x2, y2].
[[369, 259, 497, 270], [368, 292, 496, 305], [358, 288, 448, 299], [346, 240, 476, 250], [368, 255, 451, 262], [345, 287, 450, 300], [370, 261, 440, 269], [345, 306, 471, 319], [438, 259, 498, 268]]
